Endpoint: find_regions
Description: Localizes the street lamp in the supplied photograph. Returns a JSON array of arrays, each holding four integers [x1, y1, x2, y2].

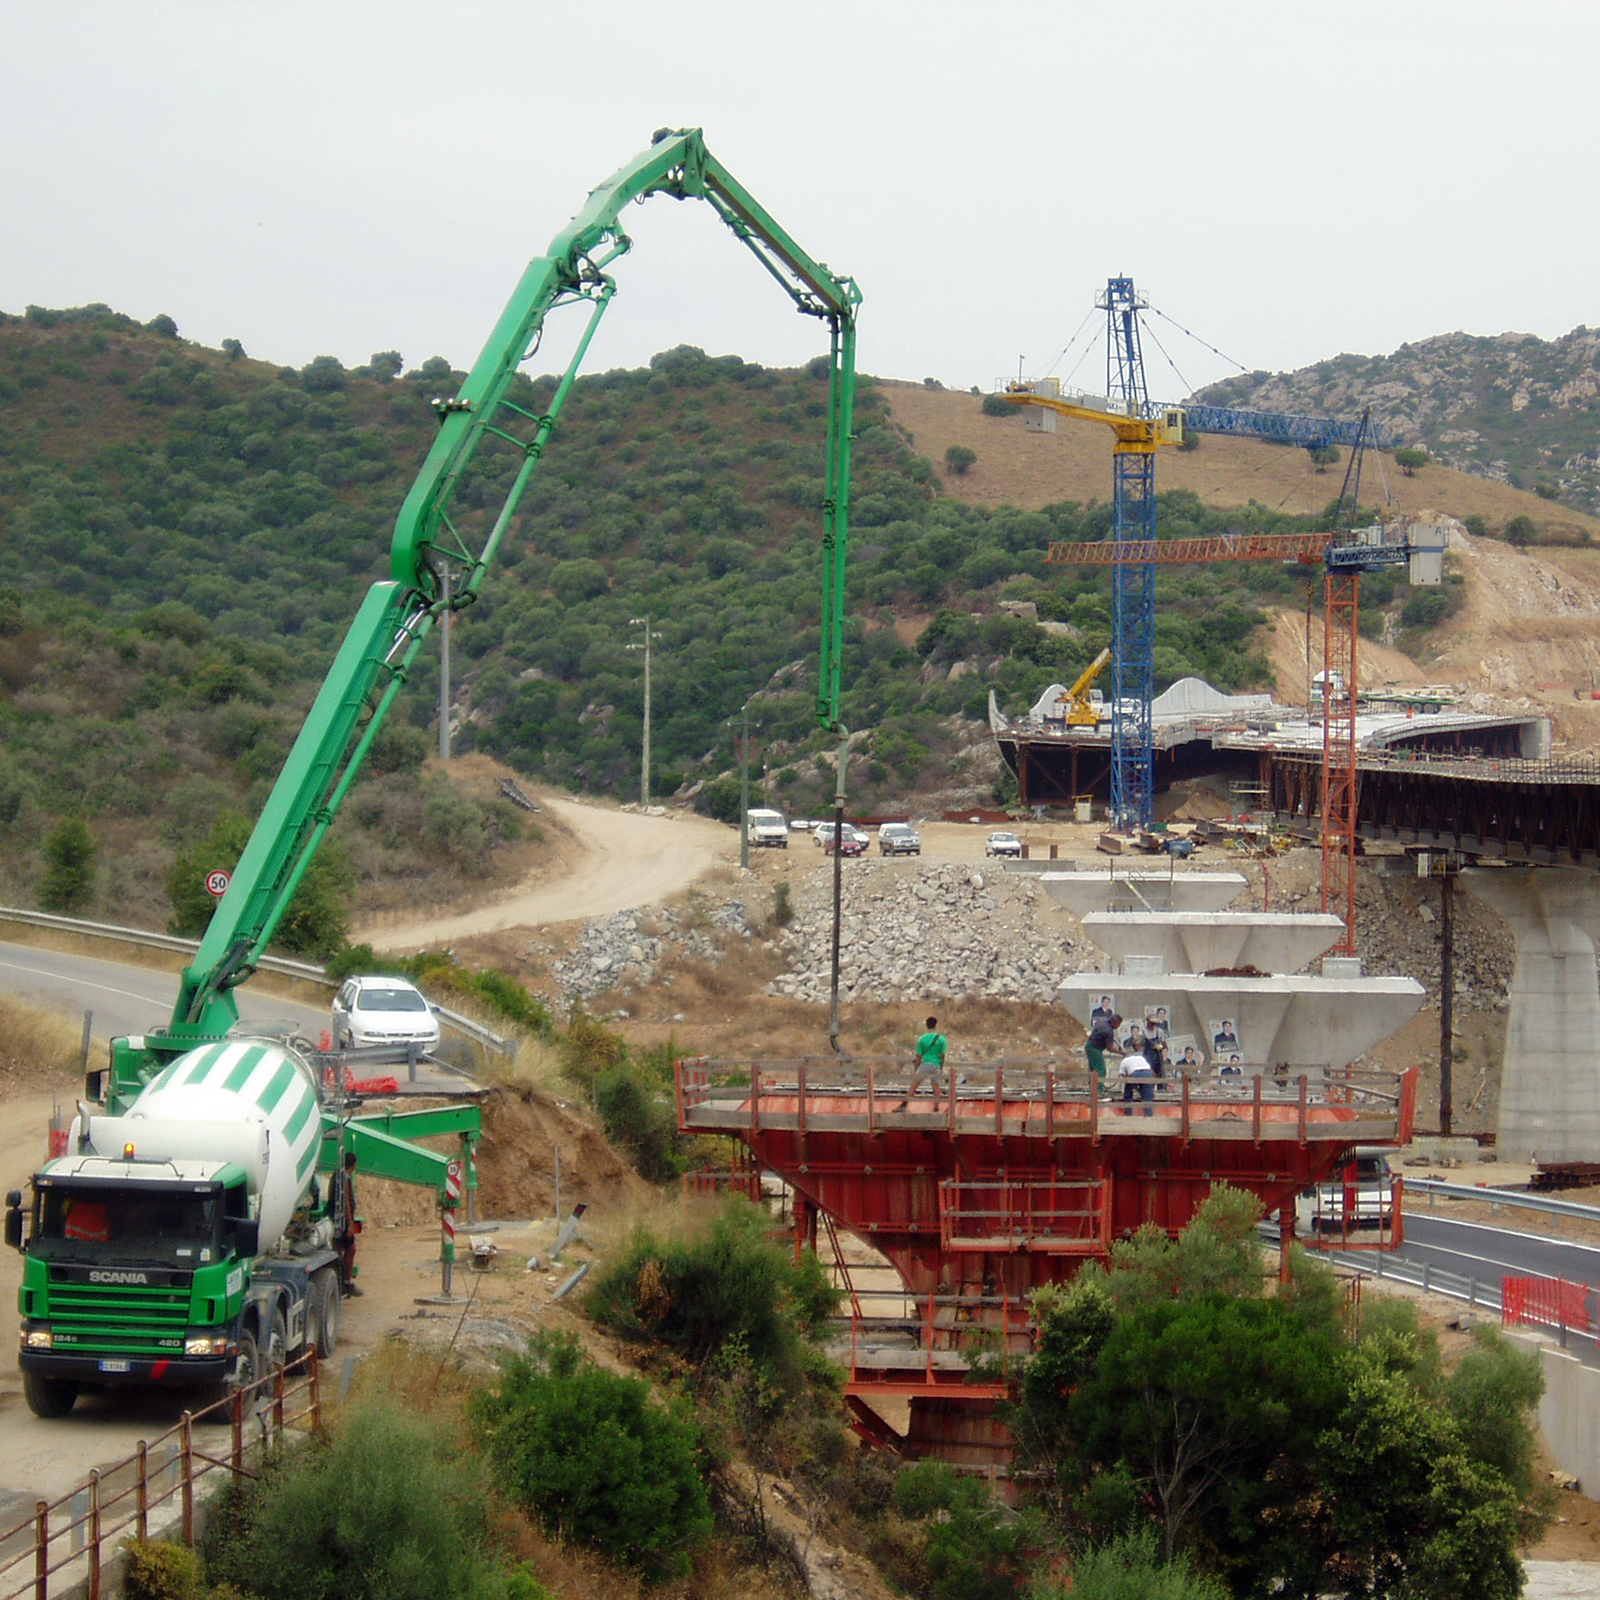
[[626, 616, 662, 809]]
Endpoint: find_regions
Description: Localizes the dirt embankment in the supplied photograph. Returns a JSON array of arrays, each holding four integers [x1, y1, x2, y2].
[[360, 793, 735, 951]]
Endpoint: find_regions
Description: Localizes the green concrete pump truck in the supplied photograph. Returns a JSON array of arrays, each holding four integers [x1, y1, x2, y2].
[[3, 128, 859, 1415]]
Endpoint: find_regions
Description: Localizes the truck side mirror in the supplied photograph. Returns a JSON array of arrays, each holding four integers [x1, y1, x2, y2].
[[4, 1196, 23, 1252], [233, 1219, 259, 1257], [84, 1069, 107, 1104]]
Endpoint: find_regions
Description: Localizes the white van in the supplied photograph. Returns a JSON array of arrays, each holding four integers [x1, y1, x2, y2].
[[746, 809, 790, 849]]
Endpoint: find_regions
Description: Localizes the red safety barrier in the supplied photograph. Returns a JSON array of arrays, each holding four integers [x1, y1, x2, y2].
[[1502, 1275, 1596, 1336]]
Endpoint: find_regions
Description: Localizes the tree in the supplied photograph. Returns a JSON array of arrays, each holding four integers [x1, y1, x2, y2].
[[40, 817, 95, 912], [945, 444, 978, 477], [145, 313, 179, 338], [367, 350, 403, 382], [982, 392, 1015, 418], [299, 355, 347, 393], [473, 1331, 712, 1579], [221, 338, 245, 362], [1394, 446, 1429, 476], [166, 814, 353, 958], [1309, 444, 1341, 473], [1504, 514, 1537, 548]]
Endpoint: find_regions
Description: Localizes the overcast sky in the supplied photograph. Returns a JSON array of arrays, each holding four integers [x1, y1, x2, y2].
[[4, 1, 1595, 400]]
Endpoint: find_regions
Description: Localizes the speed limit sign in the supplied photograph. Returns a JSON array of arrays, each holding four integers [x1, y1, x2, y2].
[[205, 870, 231, 898]]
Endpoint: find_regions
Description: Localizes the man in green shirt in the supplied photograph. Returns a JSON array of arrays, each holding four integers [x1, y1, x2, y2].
[[910, 1016, 948, 1095]]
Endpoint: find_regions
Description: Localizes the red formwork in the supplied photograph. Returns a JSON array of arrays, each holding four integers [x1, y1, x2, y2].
[[678, 1054, 1416, 1474]]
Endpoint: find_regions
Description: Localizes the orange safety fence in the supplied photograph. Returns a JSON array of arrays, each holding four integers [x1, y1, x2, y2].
[[1502, 1275, 1596, 1337], [0, 1358, 323, 1600]]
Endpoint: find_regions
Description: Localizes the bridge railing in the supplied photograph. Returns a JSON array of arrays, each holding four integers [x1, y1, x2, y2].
[[0, 1358, 322, 1600], [676, 1056, 1412, 1142]]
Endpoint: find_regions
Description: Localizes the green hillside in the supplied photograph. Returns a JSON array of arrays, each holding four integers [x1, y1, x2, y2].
[[0, 302, 1439, 921]]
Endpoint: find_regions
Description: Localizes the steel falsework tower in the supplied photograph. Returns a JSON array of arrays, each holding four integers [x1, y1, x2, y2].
[[1103, 277, 1157, 830]]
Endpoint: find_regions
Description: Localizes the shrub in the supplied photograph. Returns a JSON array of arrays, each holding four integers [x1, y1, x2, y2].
[[121, 1540, 207, 1600], [594, 1062, 683, 1182], [587, 1197, 840, 1386], [474, 1331, 712, 1579], [772, 881, 794, 927], [981, 392, 1014, 417], [1044, 1527, 1229, 1600], [39, 816, 95, 912], [200, 1402, 503, 1600], [945, 444, 978, 476]]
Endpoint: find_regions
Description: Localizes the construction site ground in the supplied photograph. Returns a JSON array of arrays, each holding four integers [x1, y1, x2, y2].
[[0, 792, 1594, 1587]]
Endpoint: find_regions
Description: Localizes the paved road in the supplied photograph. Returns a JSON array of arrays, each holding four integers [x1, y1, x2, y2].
[[0, 939, 328, 1046]]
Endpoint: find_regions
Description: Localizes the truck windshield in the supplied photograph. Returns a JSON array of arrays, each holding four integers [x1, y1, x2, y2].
[[34, 1188, 220, 1264]]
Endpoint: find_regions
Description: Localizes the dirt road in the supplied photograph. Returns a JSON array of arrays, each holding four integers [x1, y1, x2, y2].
[[360, 795, 736, 951]]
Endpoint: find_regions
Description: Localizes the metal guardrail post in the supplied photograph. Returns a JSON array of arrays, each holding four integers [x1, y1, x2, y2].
[[181, 1414, 195, 1543], [87, 1472, 101, 1600], [34, 1499, 48, 1600], [136, 1442, 149, 1543]]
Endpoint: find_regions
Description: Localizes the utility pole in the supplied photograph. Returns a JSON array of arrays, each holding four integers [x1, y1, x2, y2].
[[627, 616, 661, 809], [438, 566, 452, 761], [739, 703, 751, 870]]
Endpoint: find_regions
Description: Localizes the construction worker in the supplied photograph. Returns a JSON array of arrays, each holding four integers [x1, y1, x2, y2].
[[332, 1150, 362, 1297]]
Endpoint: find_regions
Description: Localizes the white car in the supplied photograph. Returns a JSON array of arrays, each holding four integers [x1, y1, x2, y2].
[[331, 975, 441, 1052], [985, 831, 1023, 858], [1296, 1151, 1396, 1234]]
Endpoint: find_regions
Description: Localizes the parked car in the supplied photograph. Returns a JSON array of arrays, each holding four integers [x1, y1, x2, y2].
[[1296, 1150, 1396, 1234], [878, 823, 922, 856], [331, 975, 441, 1052], [745, 808, 790, 848], [985, 831, 1023, 858], [789, 818, 815, 832], [819, 822, 869, 856]]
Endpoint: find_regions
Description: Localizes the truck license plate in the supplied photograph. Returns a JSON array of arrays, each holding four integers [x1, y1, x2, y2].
[[97, 1359, 130, 1373]]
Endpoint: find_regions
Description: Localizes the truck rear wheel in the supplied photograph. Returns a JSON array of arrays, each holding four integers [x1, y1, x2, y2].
[[23, 1372, 79, 1418], [311, 1267, 341, 1358]]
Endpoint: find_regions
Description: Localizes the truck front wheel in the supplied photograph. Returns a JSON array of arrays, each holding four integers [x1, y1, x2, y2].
[[23, 1372, 79, 1418]]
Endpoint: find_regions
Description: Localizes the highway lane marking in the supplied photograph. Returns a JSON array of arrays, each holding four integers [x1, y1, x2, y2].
[[0, 957, 168, 1006], [1408, 1214, 1600, 1263]]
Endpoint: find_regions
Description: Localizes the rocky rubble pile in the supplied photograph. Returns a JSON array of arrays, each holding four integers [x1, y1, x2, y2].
[[543, 901, 753, 1002], [764, 860, 1094, 1004]]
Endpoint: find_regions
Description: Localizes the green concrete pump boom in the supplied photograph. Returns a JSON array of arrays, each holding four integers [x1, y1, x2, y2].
[[157, 129, 859, 1054]]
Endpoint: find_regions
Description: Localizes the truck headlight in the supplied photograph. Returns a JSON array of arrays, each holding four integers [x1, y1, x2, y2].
[[184, 1335, 227, 1357], [23, 1330, 53, 1350]]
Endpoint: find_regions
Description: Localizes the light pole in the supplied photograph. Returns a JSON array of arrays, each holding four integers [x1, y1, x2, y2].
[[739, 703, 751, 870], [626, 616, 661, 809], [438, 565, 453, 761]]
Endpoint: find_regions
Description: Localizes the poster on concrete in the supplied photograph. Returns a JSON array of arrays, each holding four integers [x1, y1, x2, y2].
[[1209, 1017, 1242, 1057], [1142, 1003, 1172, 1044], [1089, 993, 1117, 1028], [1169, 1035, 1204, 1071]]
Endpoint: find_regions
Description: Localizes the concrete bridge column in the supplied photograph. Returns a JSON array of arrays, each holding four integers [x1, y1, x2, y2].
[[1461, 867, 1600, 1163]]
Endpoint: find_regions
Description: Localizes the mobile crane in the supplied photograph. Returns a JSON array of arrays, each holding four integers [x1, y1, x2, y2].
[[6, 129, 860, 1414]]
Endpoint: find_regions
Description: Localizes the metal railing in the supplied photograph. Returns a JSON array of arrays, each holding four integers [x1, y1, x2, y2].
[[0, 1359, 322, 1600], [1406, 1177, 1600, 1226], [676, 1055, 1413, 1144]]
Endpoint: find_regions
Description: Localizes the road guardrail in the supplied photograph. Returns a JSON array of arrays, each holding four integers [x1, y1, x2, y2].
[[0, 907, 513, 1058]]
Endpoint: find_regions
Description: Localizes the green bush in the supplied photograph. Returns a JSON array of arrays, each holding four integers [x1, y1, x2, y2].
[[474, 1331, 711, 1579], [1041, 1527, 1229, 1600], [893, 1460, 1031, 1600], [40, 816, 95, 911], [200, 1402, 503, 1600], [587, 1197, 839, 1386], [594, 1062, 683, 1182], [121, 1540, 208, 1600]]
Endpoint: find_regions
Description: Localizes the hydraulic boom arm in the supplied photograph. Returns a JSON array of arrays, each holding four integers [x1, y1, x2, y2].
[[164, 130, 859, 1051]]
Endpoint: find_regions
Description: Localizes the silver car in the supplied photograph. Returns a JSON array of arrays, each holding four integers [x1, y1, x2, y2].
[[331, 975, 441, 1052]]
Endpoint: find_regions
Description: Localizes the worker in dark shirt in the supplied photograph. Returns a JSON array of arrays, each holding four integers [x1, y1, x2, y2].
[[1085, 1013, 1121, 1087], [331, 1150, 363, 1297]]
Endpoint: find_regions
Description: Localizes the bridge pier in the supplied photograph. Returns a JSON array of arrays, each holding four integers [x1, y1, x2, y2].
[[1462, 867, 1600, 1162]]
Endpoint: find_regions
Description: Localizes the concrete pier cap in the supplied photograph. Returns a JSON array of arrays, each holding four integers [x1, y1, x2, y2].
[[1057, 974, 1426, 1068], [1462, 865, 1600, 1163], [1041, 871, 1247, 918], [1079, 912, 1347, 976]]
